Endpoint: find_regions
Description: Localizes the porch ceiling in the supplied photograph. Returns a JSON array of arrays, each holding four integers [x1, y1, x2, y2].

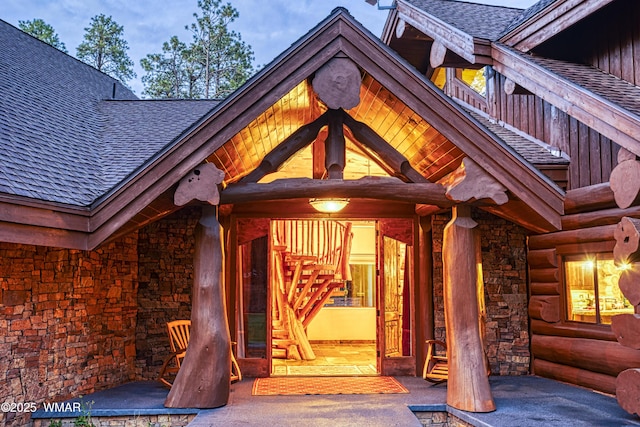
[[206, 74, 464, 185]]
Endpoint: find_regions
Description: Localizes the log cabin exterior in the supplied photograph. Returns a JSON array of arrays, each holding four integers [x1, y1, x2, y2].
[[383, 0, 640, 407], [1, 0, 640, 423]]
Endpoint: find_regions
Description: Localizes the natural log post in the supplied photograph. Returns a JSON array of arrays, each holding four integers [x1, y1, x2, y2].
[[611, 314, 640, 349], [613, 217, 640, 264], [616, 368, 640, 416], [312, 56, 361, 110], [325, 109, 345, 179], [443, 205, 495, 412], [440, 157, 508, 205], [619, 267, 640, 306], [430, 40, 447, 69], [166, 164, 231, 409], [610, 159, 640, 209]]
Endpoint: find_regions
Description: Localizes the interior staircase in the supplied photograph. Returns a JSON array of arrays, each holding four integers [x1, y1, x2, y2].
[[271, 220, 353, 360]]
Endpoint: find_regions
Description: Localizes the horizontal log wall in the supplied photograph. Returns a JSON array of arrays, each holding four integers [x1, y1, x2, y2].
[[528, 190, 640, 393], [494, 74, 619, 191]]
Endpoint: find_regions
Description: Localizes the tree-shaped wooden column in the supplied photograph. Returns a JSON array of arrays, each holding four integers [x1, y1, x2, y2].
[[165, 163, 231, 408], [442, 205, 495, 412], [440, 157, 507, 413]]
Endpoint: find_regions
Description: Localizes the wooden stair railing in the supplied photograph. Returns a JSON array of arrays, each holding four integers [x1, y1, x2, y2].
[[271, 220, 353, 360]]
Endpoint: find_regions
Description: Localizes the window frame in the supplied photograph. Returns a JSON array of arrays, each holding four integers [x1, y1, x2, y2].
[[560, 247, 633, 326]]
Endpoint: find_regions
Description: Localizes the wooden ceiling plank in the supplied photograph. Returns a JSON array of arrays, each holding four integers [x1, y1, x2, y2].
[[343, 111, 428, 183], [239, 111, 329, 183]]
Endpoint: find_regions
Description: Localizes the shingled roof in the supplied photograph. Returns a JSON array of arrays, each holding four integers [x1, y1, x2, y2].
[[525, 54, 640, 118], [401, 0, 524, 40], [500, 0, 559, 37], [465, 109, 568, 167], [0, 20, 218, 207]]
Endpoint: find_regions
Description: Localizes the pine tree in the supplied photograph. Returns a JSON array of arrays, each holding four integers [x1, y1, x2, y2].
[[76, 14, 136, 84], [18, 18, 67, 53], [141, 36, 203, 99], [187, 0, 254, 99], [141, 0, 254, 99]]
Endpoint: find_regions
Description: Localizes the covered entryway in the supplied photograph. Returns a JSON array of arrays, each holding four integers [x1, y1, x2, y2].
[[233, 214, 417, 378], [89, 9, 562, 410]]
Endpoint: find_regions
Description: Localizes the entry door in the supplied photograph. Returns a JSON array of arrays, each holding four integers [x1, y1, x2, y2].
[[377, 219, 415, 376]]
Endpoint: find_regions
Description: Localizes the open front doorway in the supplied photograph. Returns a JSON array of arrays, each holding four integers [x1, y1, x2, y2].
[[234, 215, 415, 377], [271, 220, 377, 376]]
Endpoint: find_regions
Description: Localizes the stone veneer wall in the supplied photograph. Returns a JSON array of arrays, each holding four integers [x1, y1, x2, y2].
[[432, 210, 530, 375], [0, 236, 138, 427], [136, 207, 198, 380]]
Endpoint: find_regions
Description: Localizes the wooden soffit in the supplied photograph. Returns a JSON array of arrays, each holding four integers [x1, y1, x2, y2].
[[499, 0, 616, 52], [206, 74, 465, 185]]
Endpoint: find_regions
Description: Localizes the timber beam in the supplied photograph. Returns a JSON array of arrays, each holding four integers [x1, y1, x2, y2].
[[341, 111, 428, 183], [221, 177, 454, 206], [239, 112, 329, 183]]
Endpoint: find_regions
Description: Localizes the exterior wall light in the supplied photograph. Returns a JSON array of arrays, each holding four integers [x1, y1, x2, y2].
[[309, 198, 349, 213]]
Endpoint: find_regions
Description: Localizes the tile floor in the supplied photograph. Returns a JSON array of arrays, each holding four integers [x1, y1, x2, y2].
[[271, 342, 377, 376]]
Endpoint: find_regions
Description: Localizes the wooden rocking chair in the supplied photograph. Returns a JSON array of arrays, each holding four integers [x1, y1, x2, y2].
[[158, 320, 242, 388], [422, 339, 449, 383], [422, 339, 491, 383]]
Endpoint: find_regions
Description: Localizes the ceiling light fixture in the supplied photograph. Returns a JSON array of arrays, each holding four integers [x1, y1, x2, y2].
[[309, 198, 350, 213]]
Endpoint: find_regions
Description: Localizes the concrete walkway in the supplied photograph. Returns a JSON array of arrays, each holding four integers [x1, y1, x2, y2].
[[188, 376, 640, 427], [32, 376, 640, 426]]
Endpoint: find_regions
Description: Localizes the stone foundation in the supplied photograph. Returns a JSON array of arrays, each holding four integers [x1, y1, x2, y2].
[[413, 411, 474, 427], [0, 237, 138, 427], [32, 413, 195, 427]]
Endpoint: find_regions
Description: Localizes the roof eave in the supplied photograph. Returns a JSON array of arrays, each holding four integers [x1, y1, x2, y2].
[[499, 0, 616, 52], [394, 0, 486, 66], [492, 43, 640, 158]]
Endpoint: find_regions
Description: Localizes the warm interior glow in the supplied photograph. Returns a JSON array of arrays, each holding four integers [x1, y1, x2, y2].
[[582, 260, 595, 269], [617, 262, 632, 271], [309, 198, 349, 213]]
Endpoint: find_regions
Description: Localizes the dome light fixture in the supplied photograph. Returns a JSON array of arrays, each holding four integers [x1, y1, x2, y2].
[[309, 198, 349, 213]]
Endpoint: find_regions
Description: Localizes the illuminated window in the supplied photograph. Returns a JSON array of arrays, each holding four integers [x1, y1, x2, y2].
[[458, 68, 486, 96], [564, 254, 634, 324], [432, 68, 446, 89]]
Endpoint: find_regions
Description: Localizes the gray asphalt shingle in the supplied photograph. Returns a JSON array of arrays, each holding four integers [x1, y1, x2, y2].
[[402, 0, 524, 40], [0, 19, 218, 207]]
